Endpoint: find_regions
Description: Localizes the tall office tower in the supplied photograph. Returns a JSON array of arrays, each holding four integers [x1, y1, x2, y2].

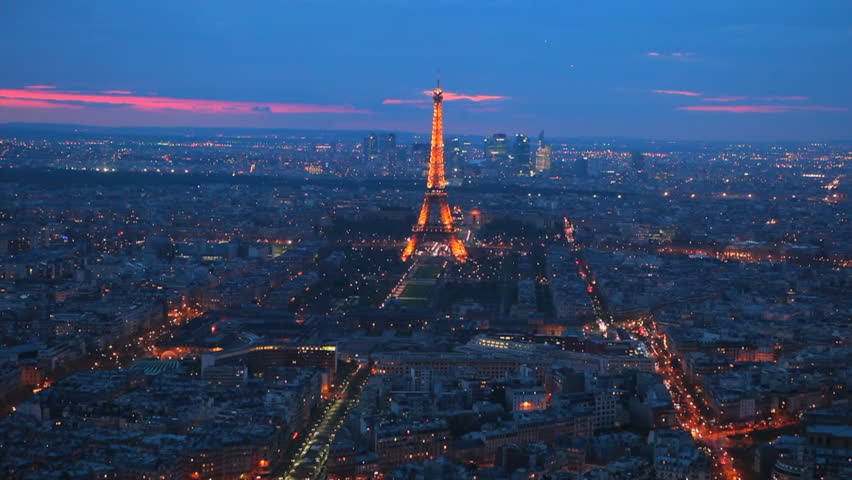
[[364, 132, 379, 162], [447, 137, 465, 176], [512, 133, 531, 173], [535, 131, 552, 173], [486, 133, 509, 167], [402, 81, 467, 262], [381, 133, 397, 167]]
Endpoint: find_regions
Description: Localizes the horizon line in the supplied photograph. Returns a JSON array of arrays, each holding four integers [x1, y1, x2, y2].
[[0, 121, 850, 144]]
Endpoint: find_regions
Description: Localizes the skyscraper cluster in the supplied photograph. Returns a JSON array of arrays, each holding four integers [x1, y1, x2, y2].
[[481, 131, 550, 176], [363, 132, 398, 170], [363, 128, 556, 179]]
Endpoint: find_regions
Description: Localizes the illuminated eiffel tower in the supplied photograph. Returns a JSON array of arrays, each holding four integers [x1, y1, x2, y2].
[[401, 81, 467, 262]]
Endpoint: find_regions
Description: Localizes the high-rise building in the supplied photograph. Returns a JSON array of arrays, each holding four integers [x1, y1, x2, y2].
[[486, 133, 509, 167], [364, 132, 379, 162], [446, 137, 466, 176], [535, 146, 552, 172], [380, 133, 397, 168], [381, 133, 396, 156], [402, 81, 467, 263], [535, 131, 552, 173], [512, 134, 531, 174]]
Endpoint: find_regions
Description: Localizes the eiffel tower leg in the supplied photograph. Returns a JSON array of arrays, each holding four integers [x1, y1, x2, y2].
[[416, 197, 431, 227], [401, 235, 418, 261], [449, 235, 467, 262], [438, 196, 453, 226]]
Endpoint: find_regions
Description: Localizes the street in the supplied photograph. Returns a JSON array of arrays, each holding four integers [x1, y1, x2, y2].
[[566, 220, 787, 480], [279, 362, 372, 480]]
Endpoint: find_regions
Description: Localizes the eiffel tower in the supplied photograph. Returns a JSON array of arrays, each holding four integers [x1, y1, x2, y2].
[[401, 81, 468, 262]]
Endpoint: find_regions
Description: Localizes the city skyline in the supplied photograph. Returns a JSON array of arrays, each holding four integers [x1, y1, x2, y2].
[[1, 1, 851, 140], [0, 3, 849, 480]]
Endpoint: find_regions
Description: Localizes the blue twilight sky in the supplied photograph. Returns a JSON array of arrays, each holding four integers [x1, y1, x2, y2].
[[1, 0, 850, 140]]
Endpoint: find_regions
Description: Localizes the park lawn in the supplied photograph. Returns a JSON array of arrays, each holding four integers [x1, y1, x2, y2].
[[400, 284, 434, 298], [399, 298, 428, 309], [412, 265, 442, 279]]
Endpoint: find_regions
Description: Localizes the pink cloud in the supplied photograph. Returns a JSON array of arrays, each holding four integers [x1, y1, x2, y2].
[[24, 85, 56, 90], [0, 98, 81, 109], [0, 88, 370, 114], [385, 91, 507, 106], [703, 96, 748, 102], [103, 90, 133, 95], [646, 52, 694, 58], [653, 89, 702, 97], [703, 95, 810, 102], [467, 106, 501, 112], [680, 105, 847, 113], [428, 91, 506, 102], [383, 98, 428, 105], [765, 95, 808, 101]]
